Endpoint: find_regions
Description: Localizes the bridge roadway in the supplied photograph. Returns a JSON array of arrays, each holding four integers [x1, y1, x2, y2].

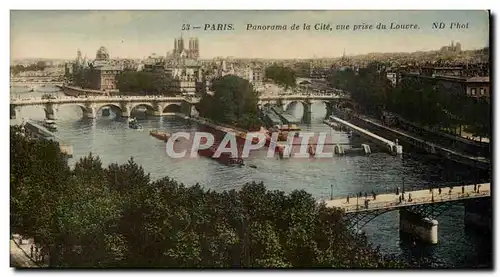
[[323, 183, 490, 214], [10, 95, 201, 106], [259, 93, 349, 101], [11, 93, 347, 107]]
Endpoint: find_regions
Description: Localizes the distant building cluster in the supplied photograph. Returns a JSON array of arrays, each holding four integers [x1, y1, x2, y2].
[[440, 41, 462, 53], [65, 47, 122, 92], [54, 39, 488, 99]]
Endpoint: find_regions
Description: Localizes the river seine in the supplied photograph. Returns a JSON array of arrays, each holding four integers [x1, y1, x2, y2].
[[10, 85, 491, 268]]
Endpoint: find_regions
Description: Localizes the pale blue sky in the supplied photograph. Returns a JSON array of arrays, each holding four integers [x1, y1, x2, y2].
[[10, 10, 489, 59]]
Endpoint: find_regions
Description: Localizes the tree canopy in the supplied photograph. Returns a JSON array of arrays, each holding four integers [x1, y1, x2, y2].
[[197, 75, 263, 131], [265, 65, 297, 90], [10, 125, 403, 268], [326, 63, 491, 140], [116, 71, 174, 96], [10, 62, 47, 75]]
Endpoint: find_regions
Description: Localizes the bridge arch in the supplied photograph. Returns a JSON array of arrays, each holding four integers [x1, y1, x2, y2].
[[283, 100, 307, 112], [16, 105, 49, 121], [130, 103, 157, 115], [344, 201, 459, 231], [163, 103, 182, 114], [56, 103, 89, 118], [95, 103, 123, 116]]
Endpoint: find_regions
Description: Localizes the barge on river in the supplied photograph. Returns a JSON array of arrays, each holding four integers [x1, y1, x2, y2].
[[150, 129, 171, 142], [198, 141, 244, 166]]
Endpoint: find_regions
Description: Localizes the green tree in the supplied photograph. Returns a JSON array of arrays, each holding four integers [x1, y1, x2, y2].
[[11, 125, 404, 268], [116, 71, 174, 96], [265, 65, 297, 90], [198, 75, 262, 131]]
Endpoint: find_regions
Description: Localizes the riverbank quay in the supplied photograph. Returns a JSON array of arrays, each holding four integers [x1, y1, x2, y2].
[[332, 108, 490, 170], [22, 120, 73, 158], [10, 234, 44, 268], [386, 113, 490, 157], [58, 84, 114, 96]]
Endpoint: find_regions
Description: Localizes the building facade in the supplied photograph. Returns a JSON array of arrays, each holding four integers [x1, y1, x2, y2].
[[173, 37, 199, 60], [400, 72, 490, 98], [88, 47, 122, 91]]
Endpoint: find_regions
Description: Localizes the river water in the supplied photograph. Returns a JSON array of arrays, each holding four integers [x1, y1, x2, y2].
[[10, 85, 492, 268]]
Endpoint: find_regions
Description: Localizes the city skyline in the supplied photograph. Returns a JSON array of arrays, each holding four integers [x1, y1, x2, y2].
[[11, 10, 489, 60]]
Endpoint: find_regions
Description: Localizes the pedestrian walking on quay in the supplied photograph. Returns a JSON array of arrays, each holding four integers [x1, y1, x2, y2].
[[462, 186, 465, 194], [346, 195, 350, 204]]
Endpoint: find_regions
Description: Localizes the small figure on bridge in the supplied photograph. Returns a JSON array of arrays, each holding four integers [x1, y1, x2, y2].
[[372, 191, 376, 200], [30, 244, 34, 258], [449, 187, 452, 195], [431, 194, 434, 202], [429, 187, 432, 193], [398, 195, 402, 204], [364, 192, 368, 199], [438, 188, 442, 195], [364, 199, 369, 209], [346, 195, 350, 204], [462, 186, 465, 194], [474, 184, 477, 192], [477, 184, 481, 192], [408, 193, 412, 202], [396, 187, 400, 195]]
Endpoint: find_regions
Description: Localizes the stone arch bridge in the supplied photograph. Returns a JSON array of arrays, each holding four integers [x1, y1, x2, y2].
[[10, 96, 201, 120], [10, 94, 351, 121], [258, 94, 353, 121]]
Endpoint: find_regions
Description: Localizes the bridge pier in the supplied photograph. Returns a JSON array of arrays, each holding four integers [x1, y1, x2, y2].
[[120, 110, 130, 118], [83, 107, 96, 119], [399, 209, 438, 244], [325, 102, 334, 118], [302, 102, 312, 124], [181, 102, 193, 117], [43, 103, 58, 120]]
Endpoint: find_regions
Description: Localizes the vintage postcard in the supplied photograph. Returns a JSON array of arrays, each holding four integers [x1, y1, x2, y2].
[[9, 10, 491, 269]]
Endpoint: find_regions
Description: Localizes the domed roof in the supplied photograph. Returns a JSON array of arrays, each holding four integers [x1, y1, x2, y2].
[[95, 46, 110, 61]]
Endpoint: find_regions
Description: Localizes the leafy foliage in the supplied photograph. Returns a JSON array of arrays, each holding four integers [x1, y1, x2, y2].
[[327, 63, 491, 139], [10, 62, 47, 75], [265, 65, 297, 90], [116, 71, 174, 96], [198, 75, 262, 131], [10, 125, 403, 268]]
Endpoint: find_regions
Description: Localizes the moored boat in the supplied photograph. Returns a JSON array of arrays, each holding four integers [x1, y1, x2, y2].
[[150, 129, 171, 141], [198, 141, 244, 166], [128, 118, 142, 129]]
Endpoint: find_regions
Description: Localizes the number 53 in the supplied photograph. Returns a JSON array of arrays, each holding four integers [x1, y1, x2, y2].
[[182, 24, 190, 31]]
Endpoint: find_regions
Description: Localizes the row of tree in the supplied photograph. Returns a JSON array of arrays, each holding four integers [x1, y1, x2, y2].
[[265, 65, 297, 90], [326, 64, 491, 139], [11, 62, 48, 75], [11, 125, 403, 268], [197, 75, 263, 131], [116, 71, 174, 96]]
